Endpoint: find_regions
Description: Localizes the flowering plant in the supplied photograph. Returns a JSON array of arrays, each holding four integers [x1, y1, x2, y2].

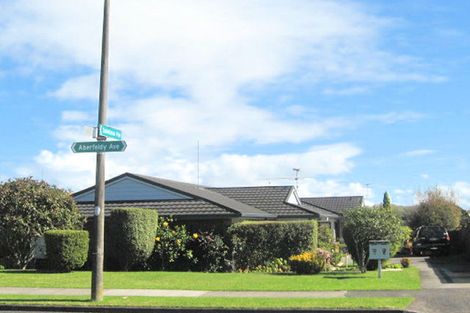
[[289, 249, 331, 274], [148, 217, 193, 270], [400, 257, 412, 268]]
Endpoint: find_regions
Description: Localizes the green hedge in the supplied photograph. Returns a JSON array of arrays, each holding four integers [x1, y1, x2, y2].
[[228, 220, 318, 270], [108, 208, 158, 271], [44, 230, 89, 272]]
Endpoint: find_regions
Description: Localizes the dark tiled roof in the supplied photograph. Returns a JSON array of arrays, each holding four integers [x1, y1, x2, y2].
[[301, 196, 363, 215], [300, 202, 340, 219], [74, 173, 273, 219], [77, 199, 234, 218], [209, 186, 317, 218]]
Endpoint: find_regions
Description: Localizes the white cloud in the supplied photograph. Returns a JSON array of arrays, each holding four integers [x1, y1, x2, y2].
[[0, 0, 442, 199], [323, 86, 370, 96], [448, 182, 470, 208], [365, 112, 425, 125], [50, 75, 100, 101], [29, 143, 361, 192], [392, 188, 416, 205], [61, 111, 94, 122], [421, 173, 430, 180], [401, 149, 435, 157], [0, 0, 442, 98], [299, 179, 373, 205]]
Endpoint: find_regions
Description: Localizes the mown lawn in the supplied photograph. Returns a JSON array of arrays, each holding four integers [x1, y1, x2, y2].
[[0, 295, 414, 309], [0, 267, 420, 291]]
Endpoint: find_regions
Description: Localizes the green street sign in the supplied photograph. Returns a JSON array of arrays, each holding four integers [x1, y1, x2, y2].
[[98, 124, 122, 140], [71, 141, 127, 153]]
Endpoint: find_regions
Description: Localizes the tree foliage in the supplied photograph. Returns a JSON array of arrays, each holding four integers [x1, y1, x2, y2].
[[343, 206, 403, 273], [410, 187, 462, 230], [383, 191, 391, 209], [0, 178, 83, 269], [148, 217, 193, 271], [228, 220, 318, 271]]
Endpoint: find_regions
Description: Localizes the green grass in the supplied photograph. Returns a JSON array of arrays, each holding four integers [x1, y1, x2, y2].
[[0, 267, 420, 291], [0, 295, 414, 309]]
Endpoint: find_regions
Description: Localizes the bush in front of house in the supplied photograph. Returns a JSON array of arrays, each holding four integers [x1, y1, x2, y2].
[[0, 178, 84, 269], [44, 230, 89, 272], [108, 208, 158, 271], [318, 224, 344, 266], [189, 230, 231, 272], [253, 258, 290, 273], [228, 220, 318, 271], [343, 206, 403, 273], [147, 217, 194, 271], [289, 249, 330, 274], [318, 224, 334, 248]]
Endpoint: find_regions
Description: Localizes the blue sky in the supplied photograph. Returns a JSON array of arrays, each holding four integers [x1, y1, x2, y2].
[[1, 0, 469, 207]]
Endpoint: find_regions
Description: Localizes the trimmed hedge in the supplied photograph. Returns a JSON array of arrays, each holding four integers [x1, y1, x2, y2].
[[44, 230, 89, 272], [108, 208, 158, 271], [228, 220, 318, 270]]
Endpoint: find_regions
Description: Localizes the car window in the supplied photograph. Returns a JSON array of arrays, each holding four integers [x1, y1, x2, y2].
[[420, 227, 445, 237]]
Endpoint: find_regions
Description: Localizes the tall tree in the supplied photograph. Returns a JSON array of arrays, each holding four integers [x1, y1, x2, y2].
[[0, 178, 83, 269], [411, 187, 462, 230], [383, 191, 392, 209]]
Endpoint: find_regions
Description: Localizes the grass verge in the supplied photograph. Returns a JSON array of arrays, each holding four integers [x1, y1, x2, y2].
[[0, 267, 420, 291], [0, 295, 414, 309]]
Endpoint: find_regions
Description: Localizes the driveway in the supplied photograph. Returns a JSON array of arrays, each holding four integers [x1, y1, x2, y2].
[[406, 256, 470, 313]]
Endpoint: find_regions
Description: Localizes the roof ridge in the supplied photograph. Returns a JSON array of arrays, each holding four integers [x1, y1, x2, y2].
[[122, 173, 274, 219], [209, 185, 293, 189]]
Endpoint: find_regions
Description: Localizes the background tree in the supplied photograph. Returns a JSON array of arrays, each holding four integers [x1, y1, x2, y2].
[[410, 187, 462, 230], [383, 191, 391, 209], [0, 178, 83, 269], [343, 206, 403, 273]]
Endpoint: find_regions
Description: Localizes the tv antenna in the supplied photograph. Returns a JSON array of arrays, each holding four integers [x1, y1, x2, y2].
[[293, 168, 300, 190]]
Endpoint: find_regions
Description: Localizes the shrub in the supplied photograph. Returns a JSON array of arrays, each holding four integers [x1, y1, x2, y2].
[[289, 249, 330, 274], [44, 230, 89, 272], [228, 220, 318, 271], [460, 213, 470, 259], [253, 258, 290, 273], [401, 258, 411, 268], [410, 187, 462, 230], [148, 217, 193, 270], [318, 224, 334, 248], [384, 262, 402, 269], [108, 208, 158, 271], [0, 178, 84, 269], [318, 224, 344, 266], [343, 206, 403, 273], [0, 264, 4, 270], [189, 231, 231, 272]]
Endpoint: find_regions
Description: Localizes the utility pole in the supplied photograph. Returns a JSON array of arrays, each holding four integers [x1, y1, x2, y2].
[[91, 0, 110, 302]]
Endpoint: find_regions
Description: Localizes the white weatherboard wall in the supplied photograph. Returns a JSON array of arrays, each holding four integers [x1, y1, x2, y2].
[[74, 176, 191, 202]]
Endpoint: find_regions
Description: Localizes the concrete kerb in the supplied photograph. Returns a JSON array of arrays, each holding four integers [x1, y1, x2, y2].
[[0, 306, 418, 313], [0, 288, 412, 298]]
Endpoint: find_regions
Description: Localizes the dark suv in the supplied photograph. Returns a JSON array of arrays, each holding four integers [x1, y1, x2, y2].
[[412, 226, 450, 256]]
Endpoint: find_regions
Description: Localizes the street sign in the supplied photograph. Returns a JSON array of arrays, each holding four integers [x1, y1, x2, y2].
[[369, 240, 390, 260], [98, 124, 122, 140], [71, 141, 127, 153]]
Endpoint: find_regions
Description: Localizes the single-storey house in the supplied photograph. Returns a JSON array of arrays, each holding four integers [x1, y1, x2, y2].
[[73, 172, 361, 239], [301, 196, 364, 239]]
